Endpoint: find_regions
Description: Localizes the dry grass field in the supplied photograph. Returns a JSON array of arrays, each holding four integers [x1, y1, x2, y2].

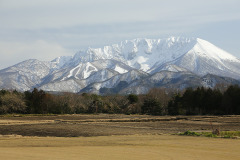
[[0, 134, 239, 160], [0, 114, 239, 160]]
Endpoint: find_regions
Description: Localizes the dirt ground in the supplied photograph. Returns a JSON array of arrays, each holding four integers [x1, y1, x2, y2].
[[0, 134, 239, 160], [0, 114, 239, 160], [0, 114, 239, 137]]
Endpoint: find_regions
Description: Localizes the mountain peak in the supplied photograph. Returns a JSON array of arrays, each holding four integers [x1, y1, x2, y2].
[[195, 38, 239, 62], [50, 37, 240, 77], [0, 37, 240, 93]]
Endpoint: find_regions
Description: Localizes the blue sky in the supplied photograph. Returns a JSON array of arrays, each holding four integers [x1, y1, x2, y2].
[[0, 0, 240, 69]]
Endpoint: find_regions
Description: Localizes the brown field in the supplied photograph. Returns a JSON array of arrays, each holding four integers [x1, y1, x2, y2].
[[0, 114, 239, 137], [0, 114, 239, 160]]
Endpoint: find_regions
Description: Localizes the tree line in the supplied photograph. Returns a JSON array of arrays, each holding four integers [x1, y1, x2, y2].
[[0, 85, 239, 115], [168, 85, 240, 115]]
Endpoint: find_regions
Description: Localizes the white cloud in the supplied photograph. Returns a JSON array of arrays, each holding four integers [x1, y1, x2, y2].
[[0, 0, 240, 69], [1, 0, 240, 29]]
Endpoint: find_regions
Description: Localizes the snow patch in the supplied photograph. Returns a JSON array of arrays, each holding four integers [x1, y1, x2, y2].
[[114, 65, 128, 74], [67, 63, 82, 78], [83, 62, 98, 79]]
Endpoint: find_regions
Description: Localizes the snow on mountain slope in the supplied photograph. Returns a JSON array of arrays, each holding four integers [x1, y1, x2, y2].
[[1, 59, 55, 78], [55, 37, 197, 72], [123, 37, 197, 71], [51, 56, 72, 69], [201, 74, 240, 88], [150, 64, 189, 73], [40, 59, 132, 84], [0, 37, 240, 93], [56, 37, 240, 79], [80, 69, 149, 94], [166, 38, 240, 79], [39, 68, 119, 93], [39, 78, 84, 93], [119, 71, 200, 94], [0, 59, 56, 91], [119, 71, 240, 95], [38, 59, 131, 92]]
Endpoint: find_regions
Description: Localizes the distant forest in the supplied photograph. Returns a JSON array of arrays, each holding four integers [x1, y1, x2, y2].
[[0, 85, 240, 115]]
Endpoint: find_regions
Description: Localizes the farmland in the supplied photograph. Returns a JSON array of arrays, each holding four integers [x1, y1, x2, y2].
[[0, 114, 239, 137], [0, 114, 239, 160]]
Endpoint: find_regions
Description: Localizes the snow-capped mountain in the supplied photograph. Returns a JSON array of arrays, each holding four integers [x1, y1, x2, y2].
[[0, 59, 57, 91], [81, 69, 149, 94], [38, 59, 132, 92], [149, 38, 240, 79], [51, 37, 240, 78], [116, 72, 240, 95], [0, 37, 240, 94]]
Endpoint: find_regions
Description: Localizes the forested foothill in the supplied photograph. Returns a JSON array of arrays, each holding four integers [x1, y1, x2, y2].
[[0, 85, 240, 115]]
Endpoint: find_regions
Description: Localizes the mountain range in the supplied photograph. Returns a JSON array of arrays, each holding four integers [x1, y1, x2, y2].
[[1, 37, 240, 94]]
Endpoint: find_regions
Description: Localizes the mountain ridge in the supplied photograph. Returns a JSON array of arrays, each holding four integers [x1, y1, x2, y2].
[[0, 37, 240, 94]]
